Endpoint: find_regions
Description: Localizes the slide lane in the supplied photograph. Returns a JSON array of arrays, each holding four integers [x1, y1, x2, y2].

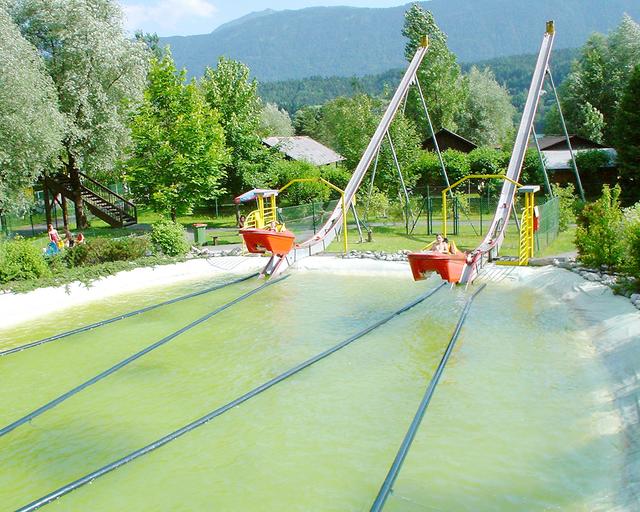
[[370, 284, 486, 511], [10, 281, 446, 511], [0, 275, 265, 427], [0, 276, 289, 439], [0, 273, 258, 357]]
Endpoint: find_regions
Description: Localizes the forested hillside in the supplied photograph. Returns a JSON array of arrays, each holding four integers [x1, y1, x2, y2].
[[162, 0, 639, 81], [258, 48, 579, 114]]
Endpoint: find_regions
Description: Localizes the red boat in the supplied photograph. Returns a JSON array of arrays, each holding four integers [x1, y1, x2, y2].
[[239, 228, 296, 256], [408, 252, 469, 283]]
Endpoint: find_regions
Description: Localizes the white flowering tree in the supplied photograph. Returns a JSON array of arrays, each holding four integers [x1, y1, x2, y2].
[[0, 7, 64, 216], [10, 0, 148, 228]]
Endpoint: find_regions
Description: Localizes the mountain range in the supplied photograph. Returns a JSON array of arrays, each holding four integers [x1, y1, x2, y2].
[[161, 1, 640, 81]]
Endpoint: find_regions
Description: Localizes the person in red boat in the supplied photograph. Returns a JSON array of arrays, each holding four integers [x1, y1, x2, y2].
[[429, 233, 449, 253]]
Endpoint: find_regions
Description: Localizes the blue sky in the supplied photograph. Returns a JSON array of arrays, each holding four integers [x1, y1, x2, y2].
[[118, 0, 409, 36]]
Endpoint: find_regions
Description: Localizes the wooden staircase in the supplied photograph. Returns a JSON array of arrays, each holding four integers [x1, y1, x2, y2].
[[45, 172, 137, 228]]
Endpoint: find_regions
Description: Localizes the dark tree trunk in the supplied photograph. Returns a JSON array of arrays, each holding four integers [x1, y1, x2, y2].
[[171, 209, 177, 222], [66, 150, 88, 230], [43, 178, 52, 227], [61, 195, 69, 231]]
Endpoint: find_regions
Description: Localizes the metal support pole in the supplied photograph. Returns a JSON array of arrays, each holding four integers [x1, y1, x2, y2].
[[511, 201, 521, 233], [415, 78, 451, 194], [364, 150, 380, 224], [351, 203, 364, 243], [312, 201, 317, 234], [386, 132, 412, 234], [546, 68, 585, 201], [480, 194, 483, 235], [442, 191, 447, 238], [532, 127, 553, 196], [341, 196, 348, 253]]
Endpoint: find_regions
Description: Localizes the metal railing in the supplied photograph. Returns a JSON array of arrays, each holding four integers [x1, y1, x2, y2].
[[78, 171, 137, 223]]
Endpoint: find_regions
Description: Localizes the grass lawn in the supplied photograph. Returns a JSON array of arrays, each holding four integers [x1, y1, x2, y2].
[[328, 221, 576, 258]]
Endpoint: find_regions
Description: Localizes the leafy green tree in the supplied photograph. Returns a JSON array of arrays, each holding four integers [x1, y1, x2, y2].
[[456, 66, 515, 147], [545, 15, 640, 144], [468, 147, 507, 175], [402, 3, 465, 139], [0, 7, 63, 214], [11, 0, 149, 228], [259, 102, 294, 137], [615, 64, 640, 203], [125, 54, 228, 220], [200, 57, 268, 195], [293, 105, 323, 136], [313, 94, 421, 197]]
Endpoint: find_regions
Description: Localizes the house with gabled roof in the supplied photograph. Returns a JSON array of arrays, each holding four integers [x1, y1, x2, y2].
[[263, 136, 345, 167]]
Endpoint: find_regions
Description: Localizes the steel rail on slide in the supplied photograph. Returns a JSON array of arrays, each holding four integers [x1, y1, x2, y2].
[[16, 282, 446, 512], [0, 275, 288, 439], [460, 23, 556, 284], [260, 39, 432, 278], [0, 273, 260, 357], [370, 284, 486, 512]]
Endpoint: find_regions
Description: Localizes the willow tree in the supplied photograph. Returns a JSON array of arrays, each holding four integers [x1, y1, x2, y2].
[[0, 7, 64, 216], [456, 66, 516, 147], [11, 0, 148, 228]]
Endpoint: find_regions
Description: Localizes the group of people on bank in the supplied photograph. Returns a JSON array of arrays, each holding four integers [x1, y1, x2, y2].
[[45, 224, 85, 255]]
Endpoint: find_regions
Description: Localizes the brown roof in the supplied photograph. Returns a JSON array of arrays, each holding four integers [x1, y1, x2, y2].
[[263, 136, 345, 166], [423, 128, 477, 153], [529, 135, 607, 151]]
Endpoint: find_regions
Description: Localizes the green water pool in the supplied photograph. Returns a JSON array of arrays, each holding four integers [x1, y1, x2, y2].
[[0, 270, 626, 511]]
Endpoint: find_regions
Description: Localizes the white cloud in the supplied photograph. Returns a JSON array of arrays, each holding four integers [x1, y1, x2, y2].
[[122, 0, 218, 35]]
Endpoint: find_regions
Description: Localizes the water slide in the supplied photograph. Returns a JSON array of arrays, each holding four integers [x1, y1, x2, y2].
[[262, 40, 431, 277], [266, 24, 554, 281], [459, 22, 556, 283]]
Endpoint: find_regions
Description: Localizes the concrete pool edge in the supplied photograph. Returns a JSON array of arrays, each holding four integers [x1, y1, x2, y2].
[[511, 265, 640, 509]]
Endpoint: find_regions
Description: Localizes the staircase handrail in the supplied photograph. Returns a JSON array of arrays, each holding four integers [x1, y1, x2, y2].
[[77, 171, 137, 221]]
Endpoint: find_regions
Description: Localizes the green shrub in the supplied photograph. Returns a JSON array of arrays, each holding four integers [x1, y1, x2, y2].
[[359, 187, 390, 219], [410, 151, 442, 186], [468, 147, 507, 175], [575, 150, 611, 175], [65, 236, 150, 267], [274, 160, 330, 205], [150, 220, 189, 256], [0, 236, 50, 283], [575, 184, 625, 268], [551, 183, 578, 232], [521, 148, 545, 186], [441, 149, 470, 183], [622, 202, 640, 279], [320, 165, 352, 192], [624, 222, 640, 278]]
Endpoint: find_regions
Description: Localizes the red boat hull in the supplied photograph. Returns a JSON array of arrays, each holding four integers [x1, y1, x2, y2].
[[240, 228, 296, 256], [408, 252, 468, 283]]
